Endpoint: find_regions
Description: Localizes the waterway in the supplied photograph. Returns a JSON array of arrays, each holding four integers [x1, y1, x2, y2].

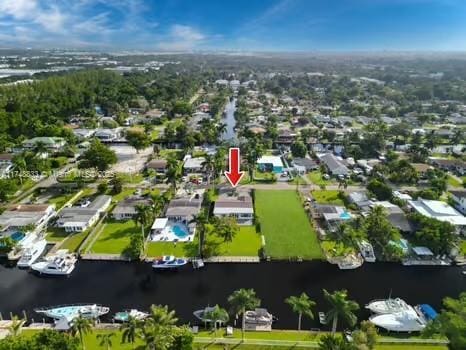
[[0, 261, 464, 330], [221, 98, 237, 144]]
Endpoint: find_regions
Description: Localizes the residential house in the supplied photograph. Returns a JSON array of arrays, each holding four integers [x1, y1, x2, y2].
[[112, 196, 152, 220], [72, 129, 96, 140], [450, 190, 466, 215], [165, 196, 202, 226], [213, 191, 254, 225], [292, 158, 318, 174], [183, 155, 206, 174], [276, 129, 299, 145], [94, 128, 122, 142], [370, 201, 414, 233], [21, 137, 66, 153], [318, 153, 350, 177], [429, 158, 466, 176], [146, 159, 168, 174], [313, 204, 352, 231], [408, 198, 466, 233], [257, 155, 283, 173], [348, 192, 373, 212], [0, 204, 56, 233], [57, 195, 111, 232]]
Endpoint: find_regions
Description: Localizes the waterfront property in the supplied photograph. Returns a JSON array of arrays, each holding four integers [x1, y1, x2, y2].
[[56, 195, 111, 232], [88, 219, 137, 254], [164, 194, 203, 225], [111, 196, 152, 220], [408, 198, 466, 234], [150, 218, 193, 242], [0, 204, 56, 234], [213, 190, 254, 225], [255, 190, 322, 259]]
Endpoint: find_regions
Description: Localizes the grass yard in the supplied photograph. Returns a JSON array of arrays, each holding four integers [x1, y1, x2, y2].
[[115, 173, 144, 184], [255, 190, 323, 259], [48, 192, 77, 209], [307, 170, 333, 186], [45, 227, 69, 243], [18, 329, 448, 350], [460, 240, 466, 255], [60, 229, 91, 252], [89, 219, 138, 254], [311, 190, 345, 205], [146, 241, 198, 257], [447, 175, 463, 188], [207, 225, 262, 256]]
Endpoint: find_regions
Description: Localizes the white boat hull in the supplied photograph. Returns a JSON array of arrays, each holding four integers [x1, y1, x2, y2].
[[369, 308, 426, 332], [17, 239, 47, 268], [366, 298, 410, 315], [31, 261, 75, 275]]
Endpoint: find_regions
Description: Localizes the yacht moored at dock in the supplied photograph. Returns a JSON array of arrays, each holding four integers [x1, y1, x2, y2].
[[244, 308, 276, 331], [369, 305, 427, 332], [193, 306, 229, 325], [358, 240, 376, 263], [31, 250, 77, 276], [366, 298, 411, 314], [35, 304, 110, 322], [17, 239, 47, 268]]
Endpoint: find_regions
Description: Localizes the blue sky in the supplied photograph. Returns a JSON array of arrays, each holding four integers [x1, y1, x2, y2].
[[0, 0, 465, 51]]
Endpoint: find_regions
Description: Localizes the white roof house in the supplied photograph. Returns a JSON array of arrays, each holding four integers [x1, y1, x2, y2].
[[183, 156, 205, 172], [408, 198, 466, 228], [257, 156, 283, 167], [151, 218, 168, 230]]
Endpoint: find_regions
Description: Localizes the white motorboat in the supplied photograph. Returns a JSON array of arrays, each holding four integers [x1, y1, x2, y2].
[[152, 255, 188, 269], [114, 309, 148, 322], [31, 250, 77, 276], [366, 298, 411, 314], [358, 240, 376, 262], [318, 312, 327, 325], [369, 306, 426, 332], [193, 306, 229, 324], [17, 239, 47, 268], [35, 304, 109, 322], [338, 254, 364, 270], [244, 308, 275, 325]]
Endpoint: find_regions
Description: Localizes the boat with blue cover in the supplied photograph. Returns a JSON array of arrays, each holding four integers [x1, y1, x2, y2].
[[35, 304, 110, 322], [152, 255, 188, 269]]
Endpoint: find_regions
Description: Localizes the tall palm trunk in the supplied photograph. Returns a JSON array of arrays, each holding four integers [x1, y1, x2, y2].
[[331, 314, 338, 334], [298, 312, 302, 331], [241, 308, 246, 341]]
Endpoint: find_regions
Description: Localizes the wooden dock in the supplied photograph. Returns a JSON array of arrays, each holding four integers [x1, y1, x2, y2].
[[204, 256, 260, 263]]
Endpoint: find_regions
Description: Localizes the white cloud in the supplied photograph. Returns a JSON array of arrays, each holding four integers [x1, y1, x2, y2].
[[171, 25, 205, 41], [0, 0, 38, 20]]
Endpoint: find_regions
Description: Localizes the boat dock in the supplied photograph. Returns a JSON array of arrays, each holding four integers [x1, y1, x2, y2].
[[204, 256, 260, 263]]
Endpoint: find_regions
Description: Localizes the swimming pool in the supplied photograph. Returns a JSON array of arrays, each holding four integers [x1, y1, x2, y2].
[[11, 232, 25, 242], [171, 224, 189, 239], [340, 212, 352, 220]]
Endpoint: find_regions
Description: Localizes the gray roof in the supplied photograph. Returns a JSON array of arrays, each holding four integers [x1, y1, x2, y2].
[[292, 158, 318, 171], [112, 196, 152, 215], [214, 193, 253, 215], [88, 195, 111, 210], [319, 153, 349, 174], [166, 197, 202, 220]]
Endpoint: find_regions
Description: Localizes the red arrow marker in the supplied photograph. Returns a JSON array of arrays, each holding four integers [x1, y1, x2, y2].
[[224, 147, 244, 187]]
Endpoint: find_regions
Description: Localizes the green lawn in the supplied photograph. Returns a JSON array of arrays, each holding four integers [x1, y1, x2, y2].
[[89, 219, 138, 254], [447, 175, 463, 188], [48, 192, 76, 210], [18, 329, 448, 350], [115, 173, 144, 184], [460, 240, 466, 255], [206, 225, 262, 256], [311, 190, 345, 205], [307, 171, 333, 186], [255, 190, 323, 259], [60, 229, 91, 252], [45, 227, 69, 243], [146, 241, 198, 257]]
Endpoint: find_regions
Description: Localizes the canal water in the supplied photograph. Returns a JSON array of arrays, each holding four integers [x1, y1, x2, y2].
[[221, 98, 237, 143], [0, 261, 464, 330]]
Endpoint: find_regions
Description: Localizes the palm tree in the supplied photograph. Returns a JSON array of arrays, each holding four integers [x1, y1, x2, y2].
[[189, 211, 209, 257], [166, 156, 182, 192], [96, 332, 114, 350], [204, 305, 229, 336], [120, 316, 139, 349], [134, 204, 153, 255], [214, 216, 239, 243], [8, 315, 25, 337], [12, 155, 27, 185], [228, 288, 261, 340], [285, 292, 315, 331], [71, 315, 94, 350], [147, 304, 178, 327], [204, 154, 215, 185], [323, 289, 359, 334]]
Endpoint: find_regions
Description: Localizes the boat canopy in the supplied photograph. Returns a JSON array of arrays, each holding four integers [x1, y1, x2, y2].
[[420, 304, 438, 320]]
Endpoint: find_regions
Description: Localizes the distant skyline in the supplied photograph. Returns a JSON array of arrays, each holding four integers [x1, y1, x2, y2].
[[0, 0, 465, 51]]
